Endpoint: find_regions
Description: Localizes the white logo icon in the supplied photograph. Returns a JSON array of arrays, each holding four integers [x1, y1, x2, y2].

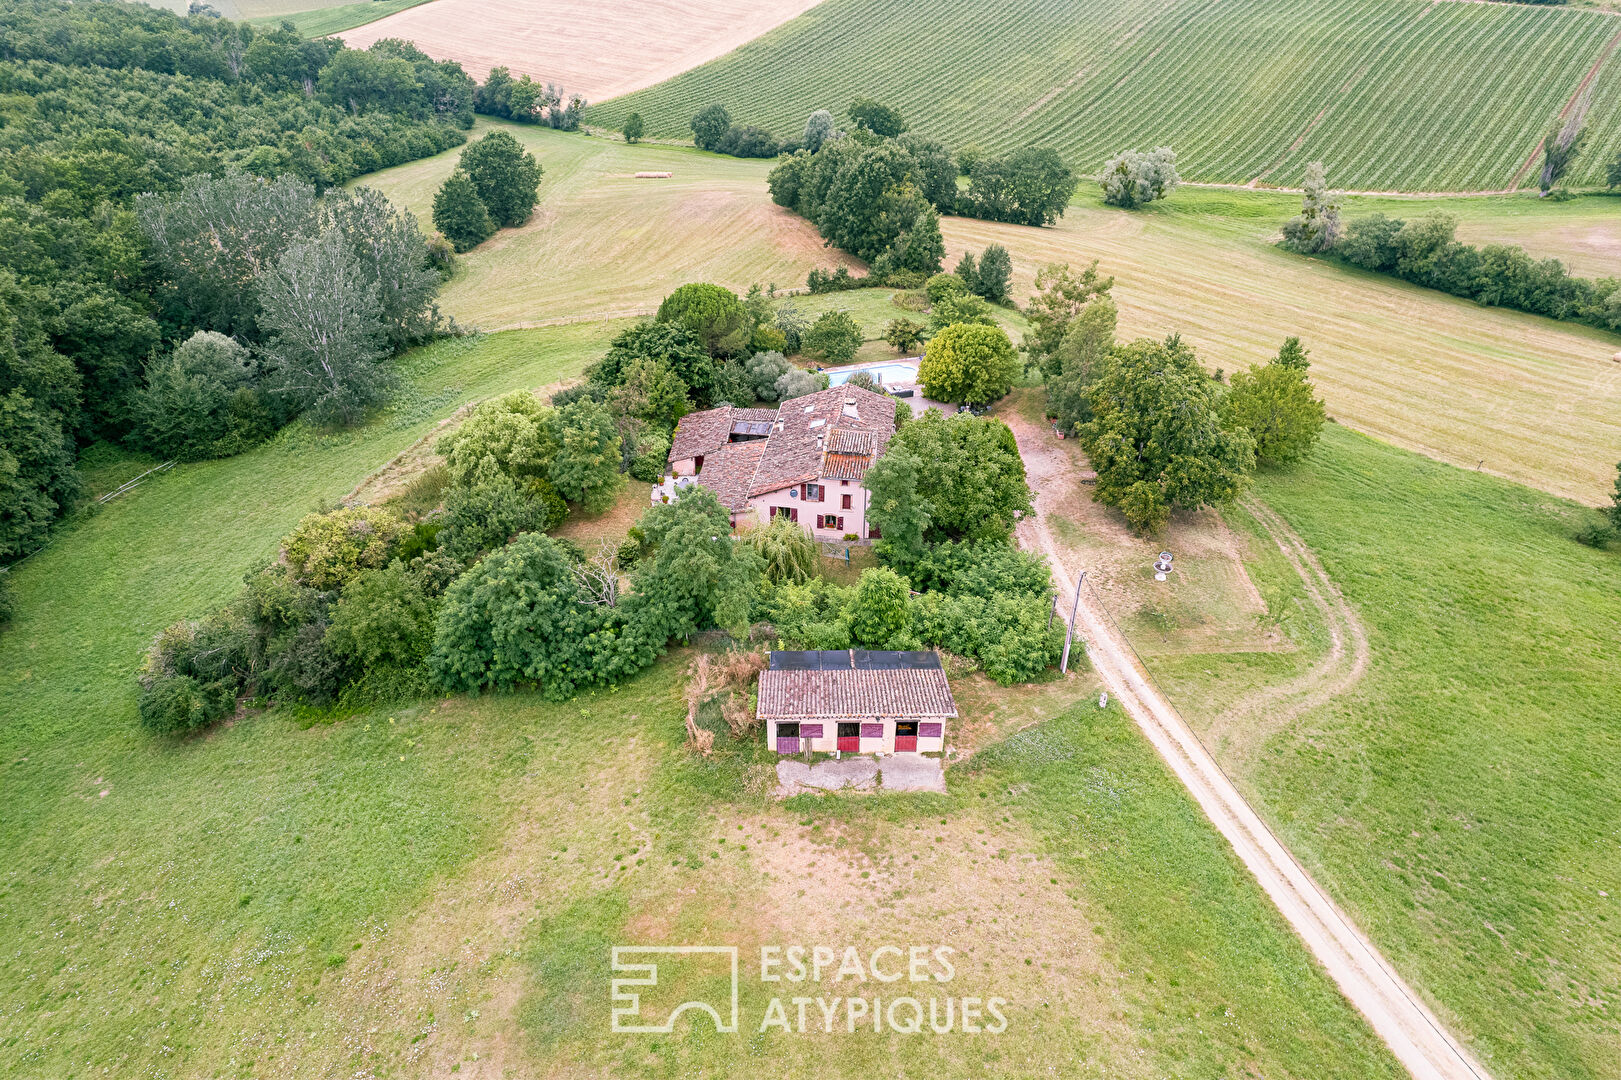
[[610, 946, 739, 1034]]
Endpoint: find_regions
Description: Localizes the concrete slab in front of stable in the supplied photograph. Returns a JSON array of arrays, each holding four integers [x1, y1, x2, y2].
[[775, 755, 945, 796]]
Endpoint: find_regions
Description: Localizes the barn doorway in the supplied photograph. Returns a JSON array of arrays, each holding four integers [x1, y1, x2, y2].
[[837, 722, 860, 752], [894, 720, 918, 752]]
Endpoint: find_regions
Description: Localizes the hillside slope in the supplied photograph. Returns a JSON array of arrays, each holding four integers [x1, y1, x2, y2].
[[589, 0, 1621, 192]]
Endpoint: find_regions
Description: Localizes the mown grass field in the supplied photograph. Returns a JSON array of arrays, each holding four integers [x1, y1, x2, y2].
[[588, 0, 1621, 192], [254, 0, 435, 38], [939, 187, 1621, 503], [359, 121, 861, 330], [1058, 424, 1621, 1080]]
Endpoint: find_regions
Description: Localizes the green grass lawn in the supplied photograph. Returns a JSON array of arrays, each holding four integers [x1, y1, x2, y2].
[[253, 0, 436, 37], [1141, 424, 1621, 1080]]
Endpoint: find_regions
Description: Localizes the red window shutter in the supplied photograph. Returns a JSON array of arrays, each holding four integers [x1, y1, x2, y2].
[[842, 494, 852, 509], [790, 508, 798, 523], [838, 516, 845, 530]]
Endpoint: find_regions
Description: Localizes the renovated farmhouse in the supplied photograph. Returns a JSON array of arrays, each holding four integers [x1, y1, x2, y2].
[[757, 650, 957, 756], [661, 385, 896, 537]]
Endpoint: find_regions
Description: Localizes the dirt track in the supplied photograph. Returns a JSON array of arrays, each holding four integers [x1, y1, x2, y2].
[[1007, 410, 1490, 1080]]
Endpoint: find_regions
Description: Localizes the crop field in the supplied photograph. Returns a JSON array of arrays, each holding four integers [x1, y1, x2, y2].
[[359, 130, 1620, 502], [257, 0, 437, 38], [341, 0, 821, 100], [589, 0, 1621, 192]]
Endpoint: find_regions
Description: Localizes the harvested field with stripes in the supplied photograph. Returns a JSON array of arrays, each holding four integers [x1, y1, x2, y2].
[[590, 0, 1621, 192]]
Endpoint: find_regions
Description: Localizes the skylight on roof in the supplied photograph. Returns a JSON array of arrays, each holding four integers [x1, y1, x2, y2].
[[809, 418, 825, 428]]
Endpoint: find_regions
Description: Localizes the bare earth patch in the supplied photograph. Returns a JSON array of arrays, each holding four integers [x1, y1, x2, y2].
[[341, 0, 824, 97]]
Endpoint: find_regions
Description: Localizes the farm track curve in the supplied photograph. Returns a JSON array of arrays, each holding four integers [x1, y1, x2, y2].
[[1004, 406, 1490, 1080]]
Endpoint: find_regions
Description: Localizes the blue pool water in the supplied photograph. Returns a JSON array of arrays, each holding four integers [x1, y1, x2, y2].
[[826, 361, 919, 386]]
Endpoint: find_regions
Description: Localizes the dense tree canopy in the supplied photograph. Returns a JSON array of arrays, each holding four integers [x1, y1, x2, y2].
[[458, 130, 543, 228], [1220, 343, 1326, 465], [0, 0, 465, 560], [1080, 336, 1255, 532], [918, 323, 1019, 405]]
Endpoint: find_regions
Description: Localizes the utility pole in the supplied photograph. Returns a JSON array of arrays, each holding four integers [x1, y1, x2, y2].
[[1060, 571, 1086, 674]]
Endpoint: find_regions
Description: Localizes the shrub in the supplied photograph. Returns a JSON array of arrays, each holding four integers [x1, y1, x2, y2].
[[743, 513, 818, 585], [437, 390, 559, 486], [136, 608, 253, 733], [138, 674, 237, 736], [326, 563, 437, 669], [1100, 147, 1179, 208], [440, 472, 563, 560], [884, 317, 926, 353], [265, 620, 347, 705], [803, 310, 863, 363], [807, 267, 864, 293], [283, 506, 406, 589], [627, 425, 671, 483], [133, 331, 261, 460], [925, 272, 968, 305], [849, 567, 912, 648], [845, 371, 881, 393], [919, 323, 1019, 405], [751, 324, 790, 354], [928, 292, 997, 332], [883, 269, 927, 289]]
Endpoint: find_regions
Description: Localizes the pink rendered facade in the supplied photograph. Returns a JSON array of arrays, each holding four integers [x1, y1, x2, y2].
[[745, 478, 873, 540]]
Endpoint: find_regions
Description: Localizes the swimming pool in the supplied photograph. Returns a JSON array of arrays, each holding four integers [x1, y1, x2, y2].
[[826, 361, 920, 387]]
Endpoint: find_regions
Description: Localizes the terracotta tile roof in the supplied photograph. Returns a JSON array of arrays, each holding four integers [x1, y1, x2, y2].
[[666, 385, 897, 502], [758, 650, 957, 719], [748, 386, 895, 496], [693, 440, 767, 512], [822, 452, 873, 481], [669, 406, 733, 461]]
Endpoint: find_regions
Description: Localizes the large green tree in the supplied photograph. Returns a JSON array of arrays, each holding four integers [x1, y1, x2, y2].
[[436, 390, 559, 486], [550, 398, 624, 512], [656, 283, 750, 357], [1100, 147, 1179, 209], [1045, 296, 1118, 435], [847, 98, 907, 138], [1221, 357, 1326, 466], [432, 169, 495, 253], [258, 231, 393, 427], [876, 410, 1032, 547], [919, 323, 1019, 405], [459, 130, 543, 228], [1080, 336, 1255, 533]]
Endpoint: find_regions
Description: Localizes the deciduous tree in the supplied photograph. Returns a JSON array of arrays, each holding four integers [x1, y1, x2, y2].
[[550, 398, 624, 512], [459, 130, 543, 227], [919, 323, 1018, 405], [1080, 336, 1255, 532], [1221, 354, 1326, 465], [257, 231, 393, 427], [623, 112, 644, 143], [1280, 162, 1342, 254], [1099, 147, 1179, 209], [432, 169, 494, 252]]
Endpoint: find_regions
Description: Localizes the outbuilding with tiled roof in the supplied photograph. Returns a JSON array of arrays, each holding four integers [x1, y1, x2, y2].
[[758, 650, 956, 756]]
